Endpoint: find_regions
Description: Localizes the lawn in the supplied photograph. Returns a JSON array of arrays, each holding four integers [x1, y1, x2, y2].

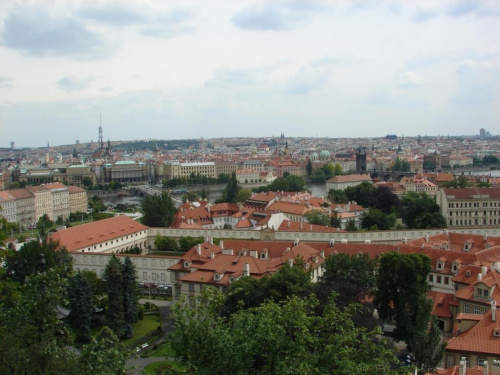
[[122, 313, 161, 347], [142, 360, 185, 375], [149, 340, 176, 358]]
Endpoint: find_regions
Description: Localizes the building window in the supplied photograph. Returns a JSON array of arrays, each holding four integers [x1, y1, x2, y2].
[[463, 304, 469, 313], [478, 359, 487, 367], [484, 289, 489, 297], [474, 306, 480, 314], [189, 283, 195, 292]]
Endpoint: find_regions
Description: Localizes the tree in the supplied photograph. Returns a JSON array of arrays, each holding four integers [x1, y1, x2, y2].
[[121, 257, 138, 338], [89, 195, 106, 214], [345, 182, 375, 207], [330, 212, 342, 228], [304, 210, 330, 226], [69, 272, 93, 343], [5, 240, 73, 283], [82, 177, 93, 189], [37, 214, 54, 241], [483, 155, 499, 164], [392, 157, 411, 172], [79, 327, 126, 375], [178, 236, 204, 252], [171, 288, 399, 374], [371, 186, 400, 214], [103, 256, 124, 337], [141, 191, 176, 227], [345, 219, 357, 231], [375, 252, 431, 344], [361, 208, 396, 230], [328, 189, 349, 204], [401, 192, 446, 229], [409, 296, 446, 373], [333, 163, 342, 176], [155, 235, 179, 251], [81, 269, 107, 298], [0, 269, 75, 375], [219, 172, 240, 203], [236, 188, 252, 202], [181, 191, 199, 203], [306, 159, 313, 176]]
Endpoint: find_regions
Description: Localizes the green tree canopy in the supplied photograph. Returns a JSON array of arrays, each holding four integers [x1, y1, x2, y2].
[[103, 255, 124, 337], [141, 191, 176, 227], [327, 189, 349, 204], [375, 252, 431, 344], [69, 272, 93, 343], [171, 289, 399, 375], [401, 192, 446, 229], [304, 210, 330, 226], [5, 240, 72, 283], [236, 188, 252, 202], [361, 208, 396, 230], [345, 182, 375, 207]]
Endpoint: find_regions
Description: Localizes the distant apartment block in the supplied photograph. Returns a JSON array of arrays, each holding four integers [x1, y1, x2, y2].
[[163, 161, 217, 180], [0, 183, 87, 226], [437, 188, 500, 227], [326, 174, 372, 191]]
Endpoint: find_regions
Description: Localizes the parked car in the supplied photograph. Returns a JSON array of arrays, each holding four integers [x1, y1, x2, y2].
[[157, 284, 171, 289]]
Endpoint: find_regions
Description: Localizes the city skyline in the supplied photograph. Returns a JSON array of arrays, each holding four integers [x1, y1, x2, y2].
[[1, 0, 500, 147]]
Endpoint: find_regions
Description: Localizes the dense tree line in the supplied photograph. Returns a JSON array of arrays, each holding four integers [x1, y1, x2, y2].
[[141, 191, 176, 227], [154, 236, 208, 253], [327, 183, 446, 230], [253, 173, 306, 193], [308, 163, 343, 183], [169, 251, 445, 374], [0, 241, 127, 374], [164, 173, 230, 188]]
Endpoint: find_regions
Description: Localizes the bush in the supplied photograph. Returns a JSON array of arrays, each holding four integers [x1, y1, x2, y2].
[[138, 305, 145, 320]]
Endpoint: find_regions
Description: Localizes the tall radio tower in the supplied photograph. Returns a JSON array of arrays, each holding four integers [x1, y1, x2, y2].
[[98, 114, 104, 150]]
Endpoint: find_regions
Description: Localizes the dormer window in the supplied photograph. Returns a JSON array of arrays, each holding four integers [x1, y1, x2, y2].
[[466, 270, 472, 277], [214, 273, 220, 281], [437, 262, 444, 270], [463, 243, 472, 252], [494, 328, 500, 337], [184, 261, 191, 268], [229, 276, 235, 284], [452, 264, 458, 273]]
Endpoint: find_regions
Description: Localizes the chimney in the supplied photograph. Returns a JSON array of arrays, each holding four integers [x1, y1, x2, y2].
[[492, 300, 497, 322], [320, 250, 325, 259], [478, 273, 482, 282], [287, 258, 293, 267], [210, 252, 215, 259], [459, 358, 467, 375], [484, 233, 488, 241], [220, 240, 224, 250], [425, 234, 429, 243], [482, 266, 488, 275], [483, 362, 489, 375], [294, 238, 299, 246], [300, 222, 303, 230], [310, 225, 313, 231], [243, 263, 250, 277], [196, 244, 201, 256], [287, 221, 290, 228], [329, 239, 335, 247], [286, 247, 290, 252]]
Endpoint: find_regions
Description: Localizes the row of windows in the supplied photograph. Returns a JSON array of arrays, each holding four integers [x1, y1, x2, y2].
[[449, 219, 498, 226], [450, 211, 499, 217], [428, 274, 450, 285], [449, 202, 499, 208], [463, 303, 489, 314]]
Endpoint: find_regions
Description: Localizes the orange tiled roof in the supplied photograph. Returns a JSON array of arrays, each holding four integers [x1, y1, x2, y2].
[[446, 310, 500, 356], [50, 216, 148, 251]]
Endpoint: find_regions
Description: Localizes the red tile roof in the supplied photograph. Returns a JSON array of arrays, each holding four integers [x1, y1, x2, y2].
[[446, 310, 500, 356], [50, 216, 148, 251]]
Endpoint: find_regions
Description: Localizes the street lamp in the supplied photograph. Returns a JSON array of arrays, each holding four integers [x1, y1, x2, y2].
[[39, 253, 46, 273]]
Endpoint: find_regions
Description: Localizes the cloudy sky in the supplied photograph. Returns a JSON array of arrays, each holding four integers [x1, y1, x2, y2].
[[0, 0, 499, 147]]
